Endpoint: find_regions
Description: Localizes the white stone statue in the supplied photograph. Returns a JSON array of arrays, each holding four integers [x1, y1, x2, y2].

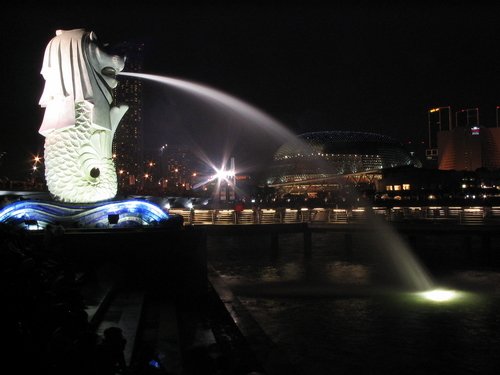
[[39, 29, 128, 203]]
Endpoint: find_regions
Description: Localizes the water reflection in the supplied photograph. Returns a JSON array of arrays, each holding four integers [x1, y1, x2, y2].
[[207, 232, 500, 374], [325, 262, 370, 285]]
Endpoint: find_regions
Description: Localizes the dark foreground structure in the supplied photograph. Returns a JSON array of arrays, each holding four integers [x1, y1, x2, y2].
[[1, 223, 279, 375], [5, 214, 500, 374]]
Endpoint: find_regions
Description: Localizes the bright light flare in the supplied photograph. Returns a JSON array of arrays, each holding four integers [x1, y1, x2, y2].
[[192, 162, 236, 190], [419, 289, 458, 302], [214, 167, 235, 181]]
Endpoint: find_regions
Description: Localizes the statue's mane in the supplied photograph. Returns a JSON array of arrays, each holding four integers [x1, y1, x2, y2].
[[38, 29, 113, 135]]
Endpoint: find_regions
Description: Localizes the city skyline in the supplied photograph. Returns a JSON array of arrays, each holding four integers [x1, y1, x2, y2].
[[1, 3, 499, 179]]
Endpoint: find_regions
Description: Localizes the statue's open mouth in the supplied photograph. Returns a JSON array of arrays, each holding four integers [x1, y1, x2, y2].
[[101, 67, 117, 78]]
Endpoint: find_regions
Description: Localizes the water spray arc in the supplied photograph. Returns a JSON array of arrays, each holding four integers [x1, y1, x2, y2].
[[118, 72, 299, 146], [0, 28, 463, 301], [119, 72, 458, 298]]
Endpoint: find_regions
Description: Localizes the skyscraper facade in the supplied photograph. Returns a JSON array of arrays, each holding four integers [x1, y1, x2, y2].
[[159, 144, 197, 192], [112, 41, 145, 192], [438, 126, 500, 171]]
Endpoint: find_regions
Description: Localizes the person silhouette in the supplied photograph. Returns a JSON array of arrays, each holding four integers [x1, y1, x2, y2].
[[96, 326, 127, 374]]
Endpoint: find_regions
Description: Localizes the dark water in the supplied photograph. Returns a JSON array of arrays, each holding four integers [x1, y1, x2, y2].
[[207, 231, 500, 375]]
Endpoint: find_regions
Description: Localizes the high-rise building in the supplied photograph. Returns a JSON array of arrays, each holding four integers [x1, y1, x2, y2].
[[436, 107, 500, 171], [112, 41, 145, 191], [159, 144, 198, 192], [426, 106, 452, 165], [438, 126, 500, 171]]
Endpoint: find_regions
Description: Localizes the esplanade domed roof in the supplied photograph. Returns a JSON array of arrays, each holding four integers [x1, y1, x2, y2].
[[266, 130, 421, 185]]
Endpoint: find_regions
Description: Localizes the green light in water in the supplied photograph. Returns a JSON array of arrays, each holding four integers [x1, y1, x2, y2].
[[419, 289, 457, 302]]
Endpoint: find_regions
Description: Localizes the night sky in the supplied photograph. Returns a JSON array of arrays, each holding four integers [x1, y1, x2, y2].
[[1, 2, 499, 178]]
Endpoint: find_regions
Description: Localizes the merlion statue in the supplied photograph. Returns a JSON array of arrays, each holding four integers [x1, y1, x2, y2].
[[38, 29, 128, 203]]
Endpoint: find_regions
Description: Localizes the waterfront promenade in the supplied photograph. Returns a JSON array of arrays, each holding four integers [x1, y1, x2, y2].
[[6, 202, 500, 374], [168, 205, 500, 226]]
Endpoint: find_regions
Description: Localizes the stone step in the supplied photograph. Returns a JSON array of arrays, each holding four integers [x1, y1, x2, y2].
[[95, 289, 145, 367], [82, 279, 117, 329], [131, 294, 185, 375]]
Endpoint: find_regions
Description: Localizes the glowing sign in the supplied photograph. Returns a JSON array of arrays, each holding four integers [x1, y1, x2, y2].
[[471, 126, 480, 136]]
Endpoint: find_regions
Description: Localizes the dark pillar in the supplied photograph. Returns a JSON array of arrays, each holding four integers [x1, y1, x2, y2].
[[271, 232, 279, 259], [463, 236, 473, 264], [181, 227, 207, 306], [345, 233, 353, 255], [407, 235, 417, 249], [304, 228, 312, 257], [481, 234, 492, 265]]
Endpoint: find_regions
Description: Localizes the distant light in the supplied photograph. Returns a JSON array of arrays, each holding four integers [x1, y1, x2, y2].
[[215, 168, 235, 179], [148, 360, 160, 369], [213, 168, 234, 183], [34, 156, 41, 162], [430, 108, 440, 113], [419, 289, 457, 302], [32, 166, 37, 171], [25, 219, 39, 230], [164, 202, 171, 210], [187, 202, 193, 209]]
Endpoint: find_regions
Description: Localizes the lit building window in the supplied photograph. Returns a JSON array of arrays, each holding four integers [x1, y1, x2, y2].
[[402, 184, 410, 190], [394, 185, 401, 191], [386, 185, 393, 191], [471, 126, 480, 135]]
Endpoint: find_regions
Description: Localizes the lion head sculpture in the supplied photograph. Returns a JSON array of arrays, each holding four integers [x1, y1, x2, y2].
[[38, 29, 128, 203], [39, 28, 125, 135]]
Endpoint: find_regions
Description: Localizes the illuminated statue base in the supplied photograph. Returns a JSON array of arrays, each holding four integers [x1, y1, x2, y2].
[[0, 199, 172, 229]]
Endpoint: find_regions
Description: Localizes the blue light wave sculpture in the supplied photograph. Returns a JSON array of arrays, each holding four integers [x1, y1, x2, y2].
[[0, 199, 169, 229]]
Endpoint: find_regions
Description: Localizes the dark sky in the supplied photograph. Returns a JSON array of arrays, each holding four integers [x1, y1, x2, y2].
[[1, 2, 500, 177]]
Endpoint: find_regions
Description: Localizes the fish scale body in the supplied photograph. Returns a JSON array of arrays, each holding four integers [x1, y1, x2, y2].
[[44, 101, 117, 203]]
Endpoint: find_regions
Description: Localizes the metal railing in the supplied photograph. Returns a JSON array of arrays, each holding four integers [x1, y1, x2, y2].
[[168, 206, 500, 226]]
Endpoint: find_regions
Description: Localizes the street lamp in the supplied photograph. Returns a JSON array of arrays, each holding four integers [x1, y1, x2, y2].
[[428, 106, 451, 149], [31, 154, 43, 177], [455, 107, 479, 128]]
